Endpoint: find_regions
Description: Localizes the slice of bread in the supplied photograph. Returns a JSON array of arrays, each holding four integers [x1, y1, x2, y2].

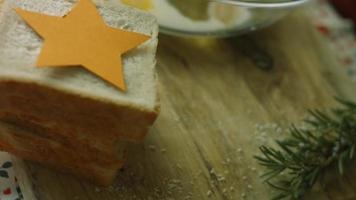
[[0, 0, 159, 185], [0, 121, 127, 185], [0, 0, 159, 142]]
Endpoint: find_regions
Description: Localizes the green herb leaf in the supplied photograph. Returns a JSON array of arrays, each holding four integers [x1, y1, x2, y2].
[[255, 98, 356, 200]]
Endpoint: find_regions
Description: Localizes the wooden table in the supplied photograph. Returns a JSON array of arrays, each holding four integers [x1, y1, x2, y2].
[[12, 10, 356, 200]]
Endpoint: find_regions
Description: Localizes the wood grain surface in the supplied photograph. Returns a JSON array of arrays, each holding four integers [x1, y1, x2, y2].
[[9, 10, 356, 200]]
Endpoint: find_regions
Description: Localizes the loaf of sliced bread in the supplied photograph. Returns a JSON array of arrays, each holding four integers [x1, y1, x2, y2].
[[0, 0, 159, 185]]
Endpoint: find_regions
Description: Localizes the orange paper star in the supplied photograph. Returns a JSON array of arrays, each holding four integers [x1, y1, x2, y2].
[[16, 0, 150, 91]]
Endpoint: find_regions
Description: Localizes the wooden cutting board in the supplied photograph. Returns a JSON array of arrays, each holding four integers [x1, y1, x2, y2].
[[10, 10, 356, 200]]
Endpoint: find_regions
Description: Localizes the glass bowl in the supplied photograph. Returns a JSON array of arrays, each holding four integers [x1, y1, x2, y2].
[[117, 0, 309, 37]]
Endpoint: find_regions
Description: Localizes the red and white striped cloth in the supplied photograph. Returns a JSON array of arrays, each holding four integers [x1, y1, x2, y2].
[[308, 0, 356, 81], [0, 153, 22, 200]]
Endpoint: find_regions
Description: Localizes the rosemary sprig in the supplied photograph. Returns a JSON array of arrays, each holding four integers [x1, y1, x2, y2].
[[255, 98, 356, 200]]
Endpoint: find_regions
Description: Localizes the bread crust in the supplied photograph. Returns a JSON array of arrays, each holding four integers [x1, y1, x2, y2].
[[0, 121, 125, 185], [0, 79, 159, 185], [0, 80, 158, 146]]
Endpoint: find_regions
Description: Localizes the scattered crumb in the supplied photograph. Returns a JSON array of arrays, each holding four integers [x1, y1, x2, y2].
[[95, 187, 101, 192], [194, 170, 202, 177], [253, 122, 287, 146], [222, 188, 227, 193], [172, 179, 181, 184], [242, 176, 247, 180], [148, 145, 156, 151], [276, 127, 282, 134], [210, 169, 215, 175], [241, 193, 246, 198], [247, 184, 253, 189], [176, 164, 183, 170], [106, 186, 114, 192], [237, 148, 243, 153], [222, 158, 232, 166], [161, 148, 167, 153], [207, 190, 213, 197], [230, 186, 234, 191], [217, 175, 226, 182]]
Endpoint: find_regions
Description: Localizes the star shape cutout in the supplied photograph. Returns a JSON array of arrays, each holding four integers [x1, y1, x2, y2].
[[16, 0, 150, 91]]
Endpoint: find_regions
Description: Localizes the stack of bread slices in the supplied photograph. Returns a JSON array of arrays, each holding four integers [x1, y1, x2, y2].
[[0, 0, 159, 186]]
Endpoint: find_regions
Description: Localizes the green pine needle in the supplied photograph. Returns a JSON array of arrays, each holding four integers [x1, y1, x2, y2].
[[255, 98, 356, 200]]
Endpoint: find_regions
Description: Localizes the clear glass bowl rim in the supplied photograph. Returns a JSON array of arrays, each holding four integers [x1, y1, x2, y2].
[[210, 0, 309, 9]]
